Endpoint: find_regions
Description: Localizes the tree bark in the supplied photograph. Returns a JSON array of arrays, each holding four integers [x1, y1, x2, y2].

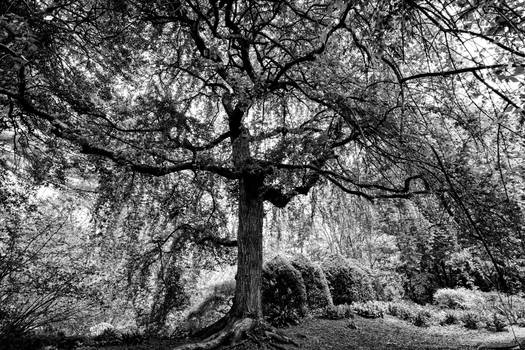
[[230, 174, 264, 318], [230, 125, 264, 319]]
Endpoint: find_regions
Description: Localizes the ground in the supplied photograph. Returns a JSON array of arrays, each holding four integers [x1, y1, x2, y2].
[[97, 315, 525, 350], [280, 316, 525, 350]]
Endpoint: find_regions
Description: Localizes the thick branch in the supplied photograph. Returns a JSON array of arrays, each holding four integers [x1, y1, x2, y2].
[[400, 64, 517, 83], [197, 235, 238, 247], [0, 88, 239, 179]]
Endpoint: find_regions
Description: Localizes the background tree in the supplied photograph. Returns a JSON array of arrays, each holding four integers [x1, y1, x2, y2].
[[1, 0, 524, 347]]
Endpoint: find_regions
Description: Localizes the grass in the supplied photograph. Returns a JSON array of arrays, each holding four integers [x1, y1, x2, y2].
[[279, 315, 525, 350], [8, 291, 525, 350], [82, 314, 525, 350]]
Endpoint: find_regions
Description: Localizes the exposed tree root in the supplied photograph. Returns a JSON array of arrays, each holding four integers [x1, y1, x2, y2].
[[174, 317, 299, 350], [191, 314, 231, 340]]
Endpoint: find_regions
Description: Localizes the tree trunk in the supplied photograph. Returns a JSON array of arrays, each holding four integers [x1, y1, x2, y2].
[[229, 124, 264, 319], [230, 174, 264, 318], [174, 125, 297, 349]]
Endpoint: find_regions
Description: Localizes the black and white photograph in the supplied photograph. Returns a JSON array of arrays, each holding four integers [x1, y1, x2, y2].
[[1, 1, 524, 349]]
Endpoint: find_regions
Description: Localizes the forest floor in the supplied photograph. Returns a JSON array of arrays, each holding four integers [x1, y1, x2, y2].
[[99, 315, 525, 350]]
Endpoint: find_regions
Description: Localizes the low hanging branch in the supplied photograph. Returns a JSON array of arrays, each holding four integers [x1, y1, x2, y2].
[[197, 235, 238, 248]]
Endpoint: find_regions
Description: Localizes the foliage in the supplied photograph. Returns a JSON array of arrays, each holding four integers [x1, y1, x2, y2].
[[433, 288, 485, 310], [383, 301, 445, 327], [1, 0, 525, 340], [93, 327, 121, 345], [290, 254, 333, 309], [262, 256, 308, 326], [350, 301, 385, 319], [144, 265, 190, 333], [0, 172, 101, 339], [413, 309, 433, 328], [89, 322, 114, 337], [385, 301, 420, 324], [440, 311, 461, 326], [432, 287, 525, 327], [321, 304, 354, 320], [441, 159, 525, 294], [321, 255, 376, 305], [370, 269, 405, 301], [462, 312, 483, 330], [186, 279, 235, 334], [486, 313, 508, 332]]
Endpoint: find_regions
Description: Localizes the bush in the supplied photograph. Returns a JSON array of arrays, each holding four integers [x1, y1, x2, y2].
[[482, 292, 525, 324], [516, 318, 525, 327], [413, 309, 433, 327], [93, 327, 121, 345], [371, 270, 405, 301], [433, 288, 485, 309], [262, 256, 308, 326], [291, 255, 333, 309], [486, 313, 508, 332], [89, 322, 114, 337], [384, 301, 444, 327], [321, 255, 375, 305], [404, 272, 437, 304], [462, 312, 482, 329], [322, 304, 353, 320], [440, 311, 461, 325], [386, 301, 417, 322], [120, 328, 144, 345], [351, 301, 385, 319]]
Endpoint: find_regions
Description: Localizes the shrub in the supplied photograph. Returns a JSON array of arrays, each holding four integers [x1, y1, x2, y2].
[[384, 301, 443, 327], [291, 255, 333, 309], [322, 304, 353, 320], [433, 288, 485, 309], [93, 327, 121, 346], [462, 312, 482, 329], [516, 318, 525, 327], [482, 292, 525, 323], [321, 255, 375, 305], [89, 322, 114, 337], [386, 301, 417, 322], [351, 301, 385, 319], [120, 328, 144, 345], [486, 313, 508, 332], [413, 309, 433, 327], [405, 272, 437, 304], [262, 256, 308, 326], [371, 270, 405, 301], [440, 311, 461, 325]]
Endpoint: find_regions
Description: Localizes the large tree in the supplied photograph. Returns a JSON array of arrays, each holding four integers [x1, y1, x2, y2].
[[1, 0, 524, 347]]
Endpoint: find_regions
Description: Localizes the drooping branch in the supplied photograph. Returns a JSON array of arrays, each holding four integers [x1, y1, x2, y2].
[[0, 87, 239, 179], [400, 64, 519, 84]]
